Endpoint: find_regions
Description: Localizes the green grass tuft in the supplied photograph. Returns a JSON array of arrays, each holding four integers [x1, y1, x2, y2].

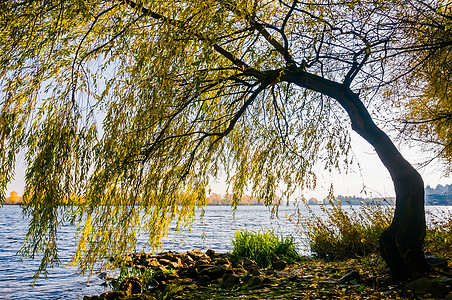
[[231, 229, 303, 268]]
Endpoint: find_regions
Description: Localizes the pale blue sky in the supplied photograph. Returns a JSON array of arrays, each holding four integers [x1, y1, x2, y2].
[[207, 131, 452, 201], [6, 131, 451, 199]]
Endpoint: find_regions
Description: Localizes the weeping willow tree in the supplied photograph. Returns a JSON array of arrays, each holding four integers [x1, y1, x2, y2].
[[0, 0, 436, 280], [400, 1, 452, 172]]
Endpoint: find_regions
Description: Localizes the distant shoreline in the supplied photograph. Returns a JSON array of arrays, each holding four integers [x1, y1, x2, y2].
[[2, 203, 452, 207]]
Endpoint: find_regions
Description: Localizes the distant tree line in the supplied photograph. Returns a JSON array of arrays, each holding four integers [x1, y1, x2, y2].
[[4, 191, 22, 205], [205, 193, 280, 205]]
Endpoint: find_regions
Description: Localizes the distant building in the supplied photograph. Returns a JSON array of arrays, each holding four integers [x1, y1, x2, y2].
[[425, 184, 452, 205]]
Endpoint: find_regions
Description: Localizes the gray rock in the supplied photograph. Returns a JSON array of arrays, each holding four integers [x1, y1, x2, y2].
[[406, 277, 434, 295], [194, 259, 212, 271], [338, 270, 360, 284], [266, 269, 276, 276], [98, 272, 110, 280], [215, 258, 231, 266], [205, 249, 216, 258], [263, 277, 273, 284], [232, 265, 247, 275], [180, 254, 194, 266], [119, 276, 142, 295], [144, 258, 160, 268], [220, 274, 241, 289], [248, 275, 264, 287], [185, 265, 200, 278], [197, 274, 212, 286], [200, 265, 233, 280], [160, 253, 182, 263], [236, 257, 257, 268], [241, 274, 252, 283], [157, 258, 172, 267], [426, 255, 449, 270], [349, 279, 359, 285], [406, 276, 452, 298], [99, 291, 127, 300], [272, 260, 287, 270], [187, 249, 207, 260], [166, 260, 180, 269], [248, 265, 261, 276], [153, 270, 168, 282]]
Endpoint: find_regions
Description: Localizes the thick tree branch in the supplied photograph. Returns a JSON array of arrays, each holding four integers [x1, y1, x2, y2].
[[283, 70, 410, 178]]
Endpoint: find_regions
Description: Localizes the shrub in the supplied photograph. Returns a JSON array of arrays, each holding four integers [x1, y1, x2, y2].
[[291, 196, 452, 261], [231, 229, 303, 268], [290, 197, 393, 259], [425, 208, 452, 258]]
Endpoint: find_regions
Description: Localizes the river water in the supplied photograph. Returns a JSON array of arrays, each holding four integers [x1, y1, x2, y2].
[[1, 204, 450, 299], [0, 204, 306, 300]]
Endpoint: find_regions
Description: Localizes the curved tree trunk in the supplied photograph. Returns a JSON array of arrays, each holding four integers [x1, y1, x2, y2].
[[286, 71, 429, 280]]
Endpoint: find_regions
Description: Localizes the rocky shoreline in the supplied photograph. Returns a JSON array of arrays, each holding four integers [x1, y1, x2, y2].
[[84, 249, 452, 300]]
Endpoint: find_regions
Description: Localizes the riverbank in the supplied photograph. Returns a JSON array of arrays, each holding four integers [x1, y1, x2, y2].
[[84, 249, 452, 300]]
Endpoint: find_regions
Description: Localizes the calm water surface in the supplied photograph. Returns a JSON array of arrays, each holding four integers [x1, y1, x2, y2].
[[0, 204, 304, 300], [1, 204, 450, 299]]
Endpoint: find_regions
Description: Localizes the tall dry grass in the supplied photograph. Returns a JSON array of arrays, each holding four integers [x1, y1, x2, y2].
[[290, 197, 452, 259]]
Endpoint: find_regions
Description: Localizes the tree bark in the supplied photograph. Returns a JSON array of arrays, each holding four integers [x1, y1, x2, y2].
[[285, 70, 429, 280]]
